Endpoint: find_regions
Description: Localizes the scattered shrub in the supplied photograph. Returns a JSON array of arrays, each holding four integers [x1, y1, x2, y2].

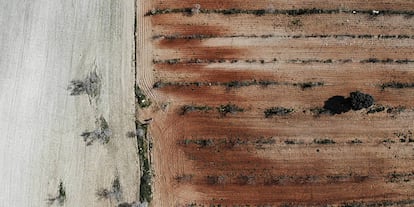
[[68, 71, 101, 98], [367, 105, 385, 114], [96, 176, 122, 202], [294, 82, 324, 89], [264, 107, 294, 118], [350, 91, 374, 110], [118, 202, 148, 207], [254, 9, 266, 16], [81, 116, 111, 146], [238, 175, 255, 185], [135, 122, 152, 203], [135, 86, 151, 108], [217, 104, 244, 116], [314, 138, 336, 144], [310, 107, 330, 116], [206, 175, 226, 185], [386, 106, 406, 114], [181, 105, 212, 115], [222, 8, 242, 15], [290, 19, 303, 26], [381, 81, 414, 89], [175, 174, 194, 183], [47, 181, 66, 205], [350, 139, 363, 144], [225, 80, 253, 88]]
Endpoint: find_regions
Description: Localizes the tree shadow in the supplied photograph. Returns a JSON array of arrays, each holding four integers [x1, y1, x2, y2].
[[323, 96, 351, 115]]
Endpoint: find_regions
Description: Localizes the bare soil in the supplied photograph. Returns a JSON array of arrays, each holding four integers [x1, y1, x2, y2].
[[136, 1, 414, 206]]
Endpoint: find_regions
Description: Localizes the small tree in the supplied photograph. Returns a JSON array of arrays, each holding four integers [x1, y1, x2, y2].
[[350, 91, 374, 110]]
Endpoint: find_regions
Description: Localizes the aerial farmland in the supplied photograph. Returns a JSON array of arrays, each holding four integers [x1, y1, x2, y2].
[[1, 0, 414, 207], [136, 0, 414, 206]]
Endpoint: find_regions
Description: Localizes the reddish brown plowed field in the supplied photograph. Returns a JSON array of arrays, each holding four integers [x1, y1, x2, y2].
[[154, 63, 414, 84], [152, 0, 414, 11], [155, 38, 414, 61], [136, 1, 414, 206], [153, 14, 414, 37]]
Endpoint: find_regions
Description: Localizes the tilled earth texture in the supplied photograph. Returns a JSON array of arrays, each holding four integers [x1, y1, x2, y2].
[[136, 1, 414, 206]]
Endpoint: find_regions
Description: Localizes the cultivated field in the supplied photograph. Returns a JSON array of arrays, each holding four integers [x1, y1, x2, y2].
[[136, 0, 414, 206], [1, 1, 139, 206]]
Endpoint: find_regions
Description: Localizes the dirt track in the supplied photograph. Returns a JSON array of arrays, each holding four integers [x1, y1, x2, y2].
[[136, 1, 414, 206]]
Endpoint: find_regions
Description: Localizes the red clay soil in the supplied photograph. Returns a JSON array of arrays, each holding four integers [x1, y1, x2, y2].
[[137, 1, 414, 206]]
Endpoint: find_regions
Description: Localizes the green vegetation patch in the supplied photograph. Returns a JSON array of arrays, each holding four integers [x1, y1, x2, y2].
[[136, 122, 152, 203], [135, 86, 151, 108]]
